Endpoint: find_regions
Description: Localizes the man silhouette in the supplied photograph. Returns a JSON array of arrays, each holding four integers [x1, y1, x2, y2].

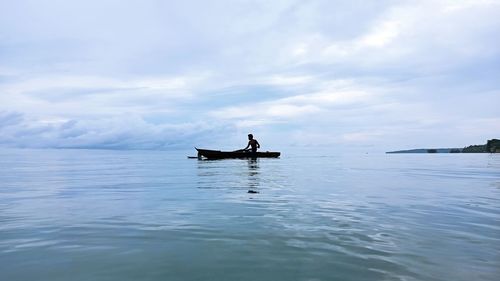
[[244, 134, 260, 153]]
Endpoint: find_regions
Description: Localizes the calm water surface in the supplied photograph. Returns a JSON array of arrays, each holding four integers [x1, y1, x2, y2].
[[0, 149, 499, 281]]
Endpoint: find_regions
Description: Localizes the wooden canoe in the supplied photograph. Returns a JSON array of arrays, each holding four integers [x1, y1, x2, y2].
[[195, 148, 280, 159]]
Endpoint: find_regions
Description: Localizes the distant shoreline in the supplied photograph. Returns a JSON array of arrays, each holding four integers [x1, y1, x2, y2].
[[386, 139, 499, 154]]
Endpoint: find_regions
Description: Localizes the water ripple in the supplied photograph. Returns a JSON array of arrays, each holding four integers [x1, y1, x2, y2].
[[0, 149, 499, 281]]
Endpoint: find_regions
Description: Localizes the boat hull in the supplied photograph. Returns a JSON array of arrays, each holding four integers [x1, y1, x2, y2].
[[196, 148, 280, 159]]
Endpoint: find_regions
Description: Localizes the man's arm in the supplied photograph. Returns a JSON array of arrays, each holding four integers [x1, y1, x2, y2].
[[256, 140, 260, 148], [243, 141, 250, 150]]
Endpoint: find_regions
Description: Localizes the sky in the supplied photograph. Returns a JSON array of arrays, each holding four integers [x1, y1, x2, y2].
[[0, 0, 499, 151]]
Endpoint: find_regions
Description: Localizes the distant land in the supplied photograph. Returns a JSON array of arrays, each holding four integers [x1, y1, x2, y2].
[[387, 139, 500, 154]]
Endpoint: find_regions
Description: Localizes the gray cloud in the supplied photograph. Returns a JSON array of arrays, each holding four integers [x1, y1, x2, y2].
[[0, 111, 236, 149]]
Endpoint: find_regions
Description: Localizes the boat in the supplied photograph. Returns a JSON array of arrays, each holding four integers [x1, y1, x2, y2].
[[195, 148, 280, 159]]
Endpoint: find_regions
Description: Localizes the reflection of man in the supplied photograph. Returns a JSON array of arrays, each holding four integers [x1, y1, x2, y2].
[[244, 134, 260, 153]]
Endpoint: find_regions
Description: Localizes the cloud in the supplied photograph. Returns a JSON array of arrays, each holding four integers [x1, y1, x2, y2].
[[0, 111, 23, 128], [0, 73, 210, 119], [210, 80, 378, 124], [289, 0, 500, 73], [0, 111, 232, 149], [0, 0, 499, 150]]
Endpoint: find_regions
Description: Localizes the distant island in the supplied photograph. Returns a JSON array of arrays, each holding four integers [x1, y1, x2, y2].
[[387, 139, 500, 154]]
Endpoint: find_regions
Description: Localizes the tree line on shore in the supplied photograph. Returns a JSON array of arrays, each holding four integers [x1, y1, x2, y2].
[[461, 139, 500, 153]]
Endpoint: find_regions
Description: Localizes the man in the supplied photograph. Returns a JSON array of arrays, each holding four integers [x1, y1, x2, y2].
[[244, 134, 260, 153]]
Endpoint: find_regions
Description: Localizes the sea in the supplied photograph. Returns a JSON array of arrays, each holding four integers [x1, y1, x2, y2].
[[0, 148, 499, 281]]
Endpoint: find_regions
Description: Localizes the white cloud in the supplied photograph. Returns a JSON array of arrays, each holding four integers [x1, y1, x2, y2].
[[358, 20, 401, 48], [0, 73, 210, 120], [443, 0, 499, 12], [265, 75, 314, 86], [210, 81, 376, 123]]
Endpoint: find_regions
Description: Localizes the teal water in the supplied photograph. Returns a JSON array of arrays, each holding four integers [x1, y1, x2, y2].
[[0, 149, 499, 281]]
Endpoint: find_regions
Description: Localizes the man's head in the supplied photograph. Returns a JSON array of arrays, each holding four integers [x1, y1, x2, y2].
[[248, 134, 253, 140]]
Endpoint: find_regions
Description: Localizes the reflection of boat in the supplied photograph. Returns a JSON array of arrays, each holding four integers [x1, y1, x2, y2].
[[195, 148, 280, 159]]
